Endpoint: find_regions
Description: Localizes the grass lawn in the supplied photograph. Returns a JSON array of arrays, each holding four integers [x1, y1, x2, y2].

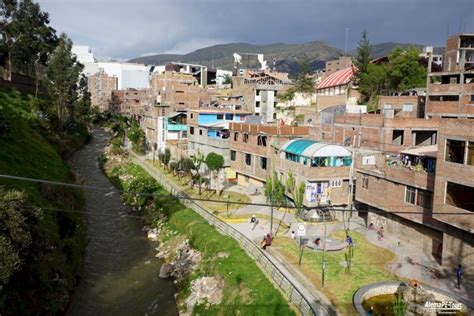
[[273, 230, 402, 314]]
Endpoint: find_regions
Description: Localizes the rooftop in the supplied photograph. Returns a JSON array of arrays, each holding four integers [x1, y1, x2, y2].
[[281, 139, 352, 157], [316, 67, 356, 90]]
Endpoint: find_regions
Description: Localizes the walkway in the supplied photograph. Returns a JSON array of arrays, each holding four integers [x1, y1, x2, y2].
[[348, 221, 473, 303]]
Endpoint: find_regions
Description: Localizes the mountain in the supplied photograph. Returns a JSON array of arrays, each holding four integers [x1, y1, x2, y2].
[[352, 42, 445, 59], [130, 40, 445, 76], [129, 41, 342, 76]]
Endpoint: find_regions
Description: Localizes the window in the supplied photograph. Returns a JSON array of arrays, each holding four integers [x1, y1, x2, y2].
[[445, 139, 465, 164], [243, 133, 249, 143], [392, 130, 404, 145], [190, 126, 194, 135], [190, 113, 194, 119], [233, 132, 239, 141], [256, 89, 261, 96], [256, 101, 260, 108], [245, 153, 251, 165], [362, 175, 368, 189], [273, 113, 277, 119], [468, 142, 474, 166], [217, 114, 224, 120], [416, 189, 432, 209], [225, 113, 233, 120], [405, 186, 416, 204], [446, 182, 474, 212], [285, 152, 299, 162], [176, 90, 184, 94], [260, 157, 267, 170], [257, 135, 267, 147], [403, 103, 414, 112], [181, 131, 187, 138], [199, 129, 203, 136], [230, 150, 236, 161], [471, 95, 474, 102]]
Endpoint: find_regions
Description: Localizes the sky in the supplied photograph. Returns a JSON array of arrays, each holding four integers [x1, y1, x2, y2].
[[38, 0, 474, 60]]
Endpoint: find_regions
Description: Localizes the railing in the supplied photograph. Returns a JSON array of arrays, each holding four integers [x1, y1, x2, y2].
[[129, 151, 331, 316]]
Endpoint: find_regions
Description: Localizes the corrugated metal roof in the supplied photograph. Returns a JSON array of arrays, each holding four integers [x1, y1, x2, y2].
[[281, 139, 317, 155], [316, 67, 356, 90], [401, 145, 438, 158], [281, 139, 351, 157]]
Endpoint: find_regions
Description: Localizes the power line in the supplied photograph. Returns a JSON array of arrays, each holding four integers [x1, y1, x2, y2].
[[1, 173, 474, 216]]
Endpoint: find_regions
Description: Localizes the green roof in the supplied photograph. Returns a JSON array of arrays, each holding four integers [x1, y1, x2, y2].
[[283, 139, 317, 155]]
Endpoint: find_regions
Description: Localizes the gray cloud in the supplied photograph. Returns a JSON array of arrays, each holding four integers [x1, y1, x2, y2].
[[38, 0, 474, 59]]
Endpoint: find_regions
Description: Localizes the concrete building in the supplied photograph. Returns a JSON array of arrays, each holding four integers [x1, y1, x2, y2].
[[229, 123, 310, 188], [315, 66, 360, 110], [96, 61, 150, 90], [111, 88, 150, 118], [324, 56, 352, 77], [231, 71, 293, 123], [426, 33, 474, 118], [318, 113, 439, 153], [276, 139, 352, 208], [432, 119, 474, 269], [187, 109, 251, 175], [378, 95, 426, 118], [88, 68, 118, 112], [150, 69, 205, 112]]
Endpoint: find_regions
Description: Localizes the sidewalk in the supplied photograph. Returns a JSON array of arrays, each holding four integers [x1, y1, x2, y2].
[[347, 221, 474, 303]]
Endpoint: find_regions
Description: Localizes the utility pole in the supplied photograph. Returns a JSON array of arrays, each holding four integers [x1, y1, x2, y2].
[[425, 47, 433, 119], [322, 215, 327, 288]]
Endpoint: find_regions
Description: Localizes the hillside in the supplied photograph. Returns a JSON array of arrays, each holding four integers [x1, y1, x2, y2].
[[0, 88, 88, 315], [130, 40, 445, 75], [129, 41, 342, 75], [353, 42, 445, 59]]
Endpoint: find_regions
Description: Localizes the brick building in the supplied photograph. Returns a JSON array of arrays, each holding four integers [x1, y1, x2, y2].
[[231, 71, 293, 123], [354, 118, 474, 270], [229, 123, 309, 188], [88, 68, 118, 112], [378, 95, 425, 118], [111, 88, 150, 118], [426, 33, 474, 118], [324, 56, 353, 77], [318, 113, 439, 153], [150, 69, 205, 112], [432, 119, 474, 269]]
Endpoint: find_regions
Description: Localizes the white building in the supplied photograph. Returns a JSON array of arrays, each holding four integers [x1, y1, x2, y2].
[[97, 61, 150, 90]]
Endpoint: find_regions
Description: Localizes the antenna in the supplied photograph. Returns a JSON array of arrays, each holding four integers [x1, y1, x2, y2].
[[345, 28, 349, 56]]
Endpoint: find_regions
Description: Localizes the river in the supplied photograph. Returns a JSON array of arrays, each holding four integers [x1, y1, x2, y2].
[[67, 129, 178, 316]]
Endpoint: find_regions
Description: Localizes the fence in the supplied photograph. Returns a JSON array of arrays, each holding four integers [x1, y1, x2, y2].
[[131, 153, 332, 316]]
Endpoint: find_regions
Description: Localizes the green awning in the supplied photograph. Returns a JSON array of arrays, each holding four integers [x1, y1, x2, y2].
[[283, 139, 317, 156]]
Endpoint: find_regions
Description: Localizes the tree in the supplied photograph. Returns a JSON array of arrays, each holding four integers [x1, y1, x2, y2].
[[128, 119, 145, 154], [293, 182, 305, 216], [191, 150, 205, 196], [45, 33, 83, 128], [353, 30, 371, 75], [0, 0, 19, 80], [76, 74, 92, 123], [358, 63, 389, 110], [286, 171, 295, 194], [222, 73, 232, 86], [11, 0, 57, 78], [163, 148, 171, 169], [387, 46, 426, 92], [205, 152, 225, 195], [294, 60, 315, 93], [265, 171, 286, 207]]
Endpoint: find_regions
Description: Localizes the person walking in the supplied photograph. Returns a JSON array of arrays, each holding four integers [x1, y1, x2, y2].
[[456, 264, 463, 289], [250, 215, 257, 230], [262, 234, 272, 250], [346, 234, 353, 246], [290, 230, 296, 239], [377, 226, 384, 241]]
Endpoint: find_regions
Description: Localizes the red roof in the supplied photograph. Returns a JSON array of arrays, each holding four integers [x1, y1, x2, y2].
[[316, 67, 356, 90]]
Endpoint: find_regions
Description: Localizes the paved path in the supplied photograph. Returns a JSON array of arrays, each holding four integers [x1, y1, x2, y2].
[[347, 221, 473, 303]]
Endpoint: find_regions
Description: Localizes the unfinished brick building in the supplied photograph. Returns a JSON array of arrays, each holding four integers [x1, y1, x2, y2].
[[426, 33, 474, 118], [88, 68, 118, 112]]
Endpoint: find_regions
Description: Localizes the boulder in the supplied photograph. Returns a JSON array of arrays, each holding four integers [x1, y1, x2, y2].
[[159, 263, 173, 278]]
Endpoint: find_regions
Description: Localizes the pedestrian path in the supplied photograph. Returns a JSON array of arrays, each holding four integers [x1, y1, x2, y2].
[[348, 221, 473, 303]]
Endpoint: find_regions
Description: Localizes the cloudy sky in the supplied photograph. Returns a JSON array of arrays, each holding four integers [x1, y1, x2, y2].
[[38, 0, 473, 59]]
